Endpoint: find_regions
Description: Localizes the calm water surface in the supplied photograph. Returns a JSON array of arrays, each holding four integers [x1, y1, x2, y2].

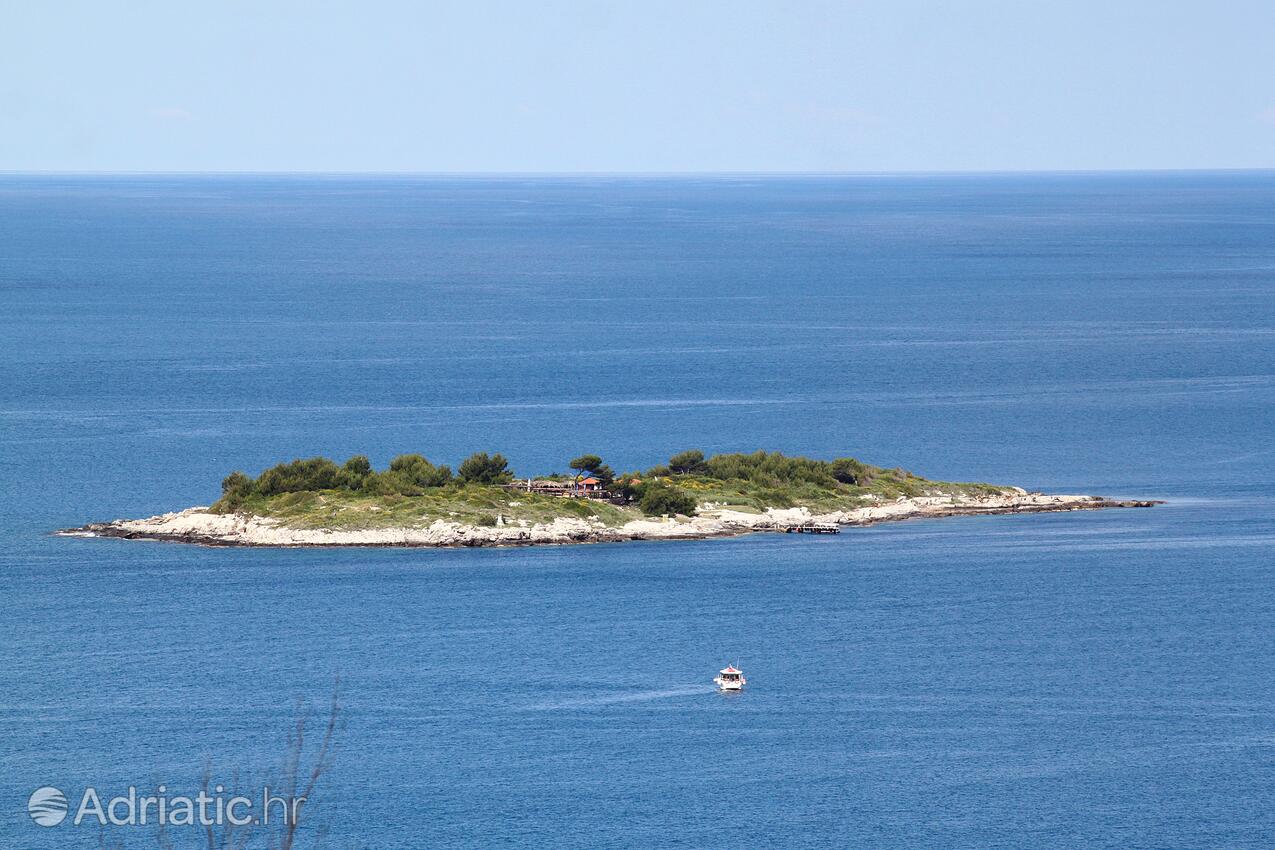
[[2, 173, 1274, 848]]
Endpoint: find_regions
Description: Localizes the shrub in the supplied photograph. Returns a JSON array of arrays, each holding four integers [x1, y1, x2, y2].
[[639, 484, 698, 517], [702, 451, 836, 487], [830, 457, 872, 485], [458, 452, 513, 485], [359, 470, 404, 496], [339, 455, 373, 489], [610, 474, 644, 501], [215, 448, 908, 512], [221, 470, 253, 497], [255, 457, 344, 496], [388, 454, 453, 488], [218, 470, 254, 510]]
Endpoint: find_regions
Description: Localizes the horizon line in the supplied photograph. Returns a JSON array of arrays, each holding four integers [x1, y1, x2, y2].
[[1, 167, 1273, 179]]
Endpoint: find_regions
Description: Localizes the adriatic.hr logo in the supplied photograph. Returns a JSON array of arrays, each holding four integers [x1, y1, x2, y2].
[[24, 784, 306, 829], [27, 786, 69, 826]]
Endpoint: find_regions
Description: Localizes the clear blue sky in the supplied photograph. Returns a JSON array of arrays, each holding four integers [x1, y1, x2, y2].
[[3, 0, 1272, 172]]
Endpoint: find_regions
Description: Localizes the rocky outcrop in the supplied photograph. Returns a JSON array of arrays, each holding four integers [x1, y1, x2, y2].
[[59, 492, 1159, 549]]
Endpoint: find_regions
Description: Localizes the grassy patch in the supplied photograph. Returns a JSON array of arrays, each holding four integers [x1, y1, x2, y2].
[[651, 473, 1011, 514], [211, 448, 1018, 531], [224, 485, 641, 530], [218, 474, 1014, 531]]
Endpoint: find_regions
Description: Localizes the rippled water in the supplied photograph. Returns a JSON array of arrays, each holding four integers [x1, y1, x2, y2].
[[2, 173, 1274, 848]]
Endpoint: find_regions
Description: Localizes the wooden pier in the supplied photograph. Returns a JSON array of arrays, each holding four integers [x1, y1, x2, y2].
[[784, 522, 841, 535]]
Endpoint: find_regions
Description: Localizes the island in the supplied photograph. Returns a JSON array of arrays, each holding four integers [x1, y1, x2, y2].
[[60, 449, 1158, 548]]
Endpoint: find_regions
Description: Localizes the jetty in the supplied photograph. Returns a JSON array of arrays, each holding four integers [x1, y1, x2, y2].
[[784, 522, 841, 535]]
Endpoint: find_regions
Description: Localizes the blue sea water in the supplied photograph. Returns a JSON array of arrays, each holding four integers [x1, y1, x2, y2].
[[2, 172, 1274, 848]]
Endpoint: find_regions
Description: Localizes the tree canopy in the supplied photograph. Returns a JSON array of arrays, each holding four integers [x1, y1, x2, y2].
[[638, 483, 698, 517], [211, 448, 899, 515], [569, 454, 603, 474], [458, 452, 513, 485], [668, 449, 707, 474], [255, 457, 344, 496], [568, 454, 614, 483], [388, 454, 453, 488]]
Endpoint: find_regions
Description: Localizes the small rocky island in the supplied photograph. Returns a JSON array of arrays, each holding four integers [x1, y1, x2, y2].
[[61, 449, 1158, 548]]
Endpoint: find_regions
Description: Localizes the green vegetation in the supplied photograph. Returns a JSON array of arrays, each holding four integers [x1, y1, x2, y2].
[[668, 449, 707, 475], [384, 454, 452, 489], [652, 449, 1005, 512], [211, 449, 1012, 529], [638, 483, 698, 517], [217, 453, 456, 511], [222, 488, 636, 531], [569, 454, 614, 484], [457, 452, 513, 485]]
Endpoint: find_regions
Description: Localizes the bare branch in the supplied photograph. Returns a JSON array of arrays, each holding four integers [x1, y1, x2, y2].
[[281, 678, 342, 850], [200, 764, 216, 850]]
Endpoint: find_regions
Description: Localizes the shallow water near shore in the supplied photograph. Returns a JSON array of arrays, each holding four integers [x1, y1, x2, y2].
[[3, 172, 1275, 848]]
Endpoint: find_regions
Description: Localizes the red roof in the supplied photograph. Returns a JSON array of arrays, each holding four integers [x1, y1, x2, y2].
[[580, 477, 600, 485]]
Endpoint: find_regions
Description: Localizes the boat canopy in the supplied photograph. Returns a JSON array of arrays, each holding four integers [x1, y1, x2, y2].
[[720, 666, 741, 675]]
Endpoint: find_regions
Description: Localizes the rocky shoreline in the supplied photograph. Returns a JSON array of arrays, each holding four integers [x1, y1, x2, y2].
[[59, 491, 1160, 549]]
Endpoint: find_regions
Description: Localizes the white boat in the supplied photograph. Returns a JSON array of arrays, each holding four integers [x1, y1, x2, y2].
[[714, 665, 746, 691]]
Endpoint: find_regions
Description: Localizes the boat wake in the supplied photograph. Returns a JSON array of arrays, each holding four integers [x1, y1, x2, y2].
[[521, 686, 707, 711]]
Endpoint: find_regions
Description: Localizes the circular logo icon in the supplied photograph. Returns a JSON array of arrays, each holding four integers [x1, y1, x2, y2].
[[28, 786, 68, 827]]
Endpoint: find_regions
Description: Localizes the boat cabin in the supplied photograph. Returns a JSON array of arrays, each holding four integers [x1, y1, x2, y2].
[[714, 665, 746, 691]]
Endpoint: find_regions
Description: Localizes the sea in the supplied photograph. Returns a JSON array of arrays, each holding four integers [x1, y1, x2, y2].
[[2, 172, 1274, 848]]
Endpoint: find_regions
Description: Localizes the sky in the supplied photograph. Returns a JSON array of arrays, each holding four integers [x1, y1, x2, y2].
[[2, 0, 1272, 173]]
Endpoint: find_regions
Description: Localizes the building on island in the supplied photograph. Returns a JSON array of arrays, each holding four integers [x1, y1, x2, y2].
[[507, 477, 611, 500]]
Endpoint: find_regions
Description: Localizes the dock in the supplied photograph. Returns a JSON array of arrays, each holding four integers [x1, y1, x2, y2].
[[784, 522, 841, 535]]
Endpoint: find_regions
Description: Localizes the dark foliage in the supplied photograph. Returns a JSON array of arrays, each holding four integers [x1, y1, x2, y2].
[[668, 449, 707, 475], [339, 455, 373, 489], [458, 452, 514, 485], [255, 457, 345, 496], [699, 451, 837, 487], [569, 454, 603, 474], [830, 457, 873, 486], [638, 483, 698, 517], [219, 470, 254, 509], [212, 448, 896, 515], [387, 454, 453, 488]]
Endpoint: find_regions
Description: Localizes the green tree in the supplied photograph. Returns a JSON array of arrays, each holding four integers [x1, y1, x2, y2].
[[639, 483, 698, 517], [221, 470, 253, 497], [338, 455, 373, 489], [218, 470, 254, 510], [668, 449, 706, 475], [610, 473, 646, 501], [343, 455, 372, 477], [458, 452, 513, 485], [568, 454, 607, 484], [388, 454, 453, 488], [569, 454, 603, 475], [702, 451, 838, 487], [255, 457, 344, 496]]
